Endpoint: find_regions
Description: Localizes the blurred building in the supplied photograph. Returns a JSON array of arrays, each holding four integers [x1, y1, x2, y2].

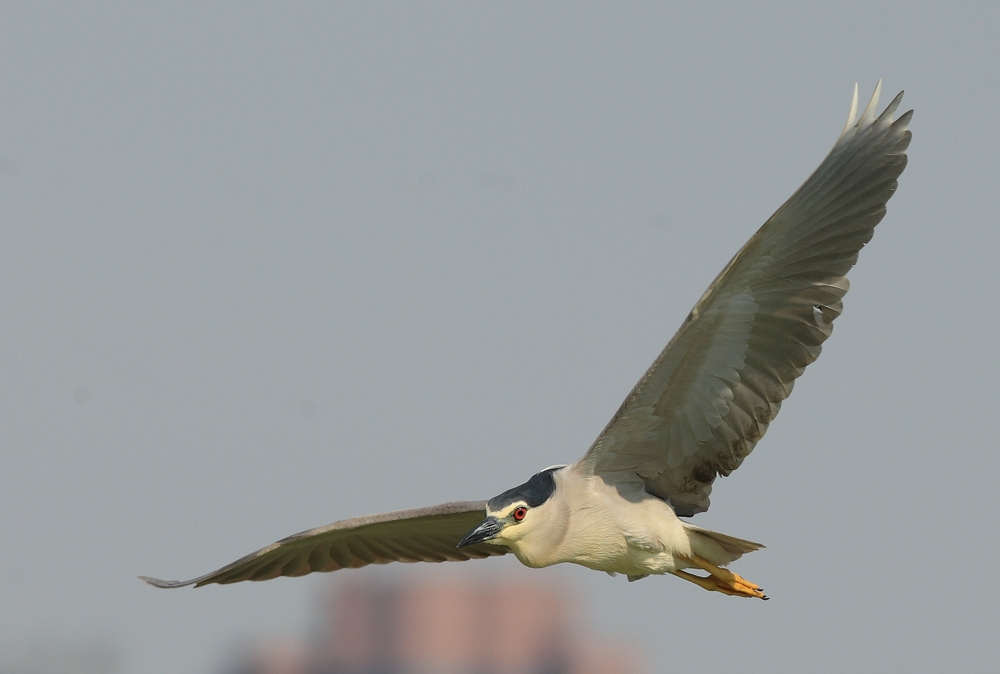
[[228, 575, 643, 674]]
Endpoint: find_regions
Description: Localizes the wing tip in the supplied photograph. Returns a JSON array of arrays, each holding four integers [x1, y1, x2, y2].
[[840, 79, 905, 141], [138, 574, 196, 589], [859, 79, 883, 126], [839, 82, 860, 139], [877, 89, 905, 124]]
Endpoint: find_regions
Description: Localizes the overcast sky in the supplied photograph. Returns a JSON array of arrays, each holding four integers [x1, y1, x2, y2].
[[2, 3, 998, 673]]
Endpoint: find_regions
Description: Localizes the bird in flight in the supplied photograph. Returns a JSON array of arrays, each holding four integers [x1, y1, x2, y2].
[[142, 82, 911, 600]]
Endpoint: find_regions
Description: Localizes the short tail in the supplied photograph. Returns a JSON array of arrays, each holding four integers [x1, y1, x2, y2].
[[683, 523, 764, 565]]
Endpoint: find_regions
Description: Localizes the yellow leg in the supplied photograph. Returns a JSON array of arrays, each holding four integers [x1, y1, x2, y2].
[[673, 570, 747, 597], [675, 556, 768, 600]]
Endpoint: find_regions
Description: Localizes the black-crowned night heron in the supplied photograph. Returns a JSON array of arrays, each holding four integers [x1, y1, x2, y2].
[[142, 82, 911, 600]]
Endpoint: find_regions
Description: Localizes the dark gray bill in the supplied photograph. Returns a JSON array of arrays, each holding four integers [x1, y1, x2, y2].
[[457, 515, 504, 547]]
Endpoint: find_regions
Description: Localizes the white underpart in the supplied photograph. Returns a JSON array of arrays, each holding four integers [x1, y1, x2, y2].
[[498, 466, 758, 577]]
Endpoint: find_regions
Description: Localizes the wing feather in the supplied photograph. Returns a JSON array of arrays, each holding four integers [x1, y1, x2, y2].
[[139, 501, 505, 588], [579, 83, 912, 516]]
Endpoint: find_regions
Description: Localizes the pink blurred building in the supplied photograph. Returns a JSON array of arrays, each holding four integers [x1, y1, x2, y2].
[[230, 576, 643, 674]]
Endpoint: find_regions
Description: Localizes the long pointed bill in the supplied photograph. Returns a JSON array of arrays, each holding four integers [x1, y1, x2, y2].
[[457, 515, 505, 547]]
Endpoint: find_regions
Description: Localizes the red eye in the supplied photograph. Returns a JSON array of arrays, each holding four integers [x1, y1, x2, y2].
[[513, 507, 527, 521]]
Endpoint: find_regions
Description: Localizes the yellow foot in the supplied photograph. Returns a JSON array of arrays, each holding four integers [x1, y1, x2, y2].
[[675, 556, 768, 600]]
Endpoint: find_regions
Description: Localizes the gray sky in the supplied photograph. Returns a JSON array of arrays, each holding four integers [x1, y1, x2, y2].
[[2, 3, 998, 673]]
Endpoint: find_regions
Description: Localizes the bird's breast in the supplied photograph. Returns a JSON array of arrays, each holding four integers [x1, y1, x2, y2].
[[533, 479, 692, 576]]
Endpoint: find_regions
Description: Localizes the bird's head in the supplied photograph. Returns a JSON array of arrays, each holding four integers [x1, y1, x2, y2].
[[457, 465, 567, 565]]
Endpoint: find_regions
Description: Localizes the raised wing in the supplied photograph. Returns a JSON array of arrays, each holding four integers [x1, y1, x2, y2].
[[140, 501, 506, 588], [579, 82, 912, 516]]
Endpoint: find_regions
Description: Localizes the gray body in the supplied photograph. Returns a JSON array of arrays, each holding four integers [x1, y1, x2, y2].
[[142, 83, 911, 597]]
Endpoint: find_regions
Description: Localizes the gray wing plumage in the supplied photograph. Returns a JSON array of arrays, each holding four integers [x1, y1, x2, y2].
[[579, 82, 912, 516], [140, 501, 505, 588]]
